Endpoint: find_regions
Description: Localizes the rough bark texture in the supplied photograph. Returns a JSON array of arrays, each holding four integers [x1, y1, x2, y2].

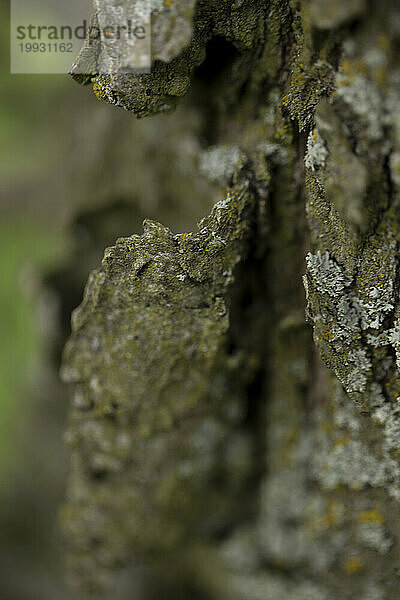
[[61, 0, 400, 598]]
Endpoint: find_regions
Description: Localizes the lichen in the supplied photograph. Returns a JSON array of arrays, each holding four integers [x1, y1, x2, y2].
[[312, 381, 400, 504], [304, 129, 329, 172], [60, 169, 258, 594], [199, 145, 246, 186], [306, 250, 351, 298], [357, 521, 393, 554], [388, 318, 400, 368], [75, 0, 267, 118], [63, 1, 400, 598]]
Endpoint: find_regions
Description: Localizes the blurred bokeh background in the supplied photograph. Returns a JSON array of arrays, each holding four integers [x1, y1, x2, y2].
[[1, 0, 79, 594]]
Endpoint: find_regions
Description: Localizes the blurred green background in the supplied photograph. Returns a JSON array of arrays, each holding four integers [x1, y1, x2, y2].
[[0, 0, 88, 596]]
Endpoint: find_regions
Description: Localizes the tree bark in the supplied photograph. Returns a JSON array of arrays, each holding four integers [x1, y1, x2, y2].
[[61, 1, 400, 598]]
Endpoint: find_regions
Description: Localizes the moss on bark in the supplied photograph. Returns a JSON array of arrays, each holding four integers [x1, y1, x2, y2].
[[61, 1, 400, 598]]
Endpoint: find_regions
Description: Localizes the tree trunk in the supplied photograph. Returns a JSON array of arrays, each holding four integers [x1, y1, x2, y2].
[[60, 1, 400, 598]]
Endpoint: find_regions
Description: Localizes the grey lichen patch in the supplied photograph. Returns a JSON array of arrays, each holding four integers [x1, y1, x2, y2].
[[60, 172, 258, 595], [370, 384, 400, 458], [259, 457, 349, 577], [304, 247, 399, 401], [305, 250, 351, 298], [312, 382, 400, 503], [260, 467, 315, 567], [304, 128, 329, 172], [311, 394, 355, 476], [305, 238, 400, 396], [334, 296, 361, 343], [356, 287, 394, 331], [199, 145, 247, 186], [272, 377, 399, 594], [313, 436, 388, 491], [388, 319, 400, 368], [357, 521, 393, 554], [344, 349, 371, 393], [223, 496, 333, 597]]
